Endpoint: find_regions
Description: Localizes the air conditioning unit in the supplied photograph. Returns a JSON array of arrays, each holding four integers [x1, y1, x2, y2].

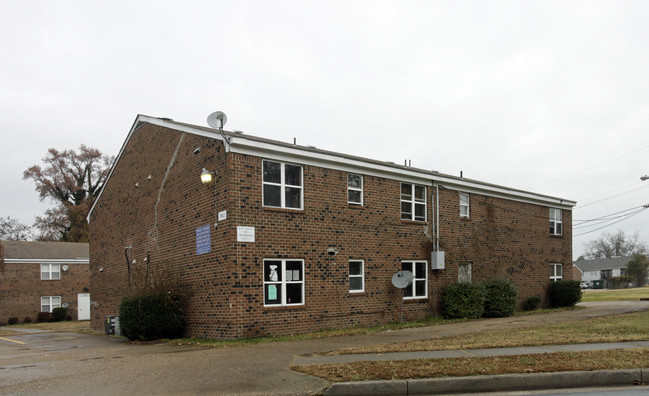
[[431, 251, 445, 270]]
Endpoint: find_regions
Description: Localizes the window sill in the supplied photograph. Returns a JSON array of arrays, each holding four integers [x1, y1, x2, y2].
[[403, 297, 429, 302], [349, 291, 366, 295], [263, 304, 307, 311], [263, 206, 305, 214], [550, 234, 564, 238], [400, 219, 427, 225]]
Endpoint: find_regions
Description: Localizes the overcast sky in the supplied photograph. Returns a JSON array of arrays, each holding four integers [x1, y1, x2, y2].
[[2, 1, 648, 259]]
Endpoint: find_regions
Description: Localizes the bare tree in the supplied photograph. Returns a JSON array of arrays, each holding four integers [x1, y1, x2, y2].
[[583, 230, 648, 259], [23, 145, 114, 242], [0, 216, 34, 241]]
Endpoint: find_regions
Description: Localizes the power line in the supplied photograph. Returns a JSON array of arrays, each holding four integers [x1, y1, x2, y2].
[[573, 205, 649, 237], [532, 144, 649, 189], [574, 184, 649, 210]]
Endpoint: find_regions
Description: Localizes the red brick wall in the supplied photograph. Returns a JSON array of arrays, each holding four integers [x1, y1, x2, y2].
[[0, 262, 90, 323], [89, 123, 572, 339]]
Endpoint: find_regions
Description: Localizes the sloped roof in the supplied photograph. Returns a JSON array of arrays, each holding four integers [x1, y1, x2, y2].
[[573, 256, 631, 271], [1, 241, 89, 261], [88, 114, 577, 220]]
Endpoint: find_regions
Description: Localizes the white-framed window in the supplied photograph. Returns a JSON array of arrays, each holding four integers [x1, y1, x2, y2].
[[401, 183, 426, 221], [458, 262, 472, 283], [41, 263, 61, 280], [550, 208, 562, 235], [402, 260, 428, 299], [347, 173, 363, 205], [550, 263, 563, 282], [459, 192, 470, 218], [41, 296, 61, 312], [262, 160, 303, 209], [263, 259, 305, 306], [349, 260, 364, 292]]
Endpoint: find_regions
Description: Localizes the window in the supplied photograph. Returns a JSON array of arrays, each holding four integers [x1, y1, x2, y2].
[[600, 269, 612, 279], [550, 263, 563, 282], [41, 263, 61, 280], [459, 192, 470, 218], [458, 262, 472, 283], [41, 296, 61, 312], [263, 259, 304, 306], [401, 261, 428, 299], [550, 208, 562, 235], [401, 183, 426, 221], [347, 174, 363, 205], [262, 160, 303, 209], [349, 260, 364, 292]]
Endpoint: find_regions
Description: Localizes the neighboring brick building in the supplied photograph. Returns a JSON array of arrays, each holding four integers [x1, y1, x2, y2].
[[0, 241, 90, 323], [88, 115, 575, 339]]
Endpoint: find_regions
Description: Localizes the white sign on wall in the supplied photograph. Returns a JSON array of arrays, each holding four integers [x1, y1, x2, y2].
[[218, 210, 227, 221], [237, 226, 255, 243]]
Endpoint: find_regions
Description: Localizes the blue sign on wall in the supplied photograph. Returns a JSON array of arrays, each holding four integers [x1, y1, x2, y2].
[[196, 225, 211, 255]]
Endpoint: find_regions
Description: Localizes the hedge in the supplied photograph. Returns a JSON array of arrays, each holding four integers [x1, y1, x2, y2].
[[548, 280, 582, 307], [441, 282, 485, 319], [119, 291, 185, 341], [482, 278, 517, 318]]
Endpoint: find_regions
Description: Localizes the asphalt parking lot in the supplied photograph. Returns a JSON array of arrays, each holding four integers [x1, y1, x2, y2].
[[1, 301, 648, 396]]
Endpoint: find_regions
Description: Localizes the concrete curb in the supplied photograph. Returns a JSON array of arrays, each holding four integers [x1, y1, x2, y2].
[[323, 369, 647, 395]]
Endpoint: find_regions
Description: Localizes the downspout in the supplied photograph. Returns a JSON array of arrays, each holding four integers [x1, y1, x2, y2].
[[433, 182, 440, 251]]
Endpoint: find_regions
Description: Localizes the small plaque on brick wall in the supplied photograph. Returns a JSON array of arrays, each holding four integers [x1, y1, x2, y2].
[[237, 226, 255, 243], [196, 225, 211, 255]]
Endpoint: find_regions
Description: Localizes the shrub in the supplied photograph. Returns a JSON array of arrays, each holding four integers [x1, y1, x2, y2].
[[8, 317, 19, 325], [119, 291, 185, 341], [523, 296, 542, 311], [548, 280, 582, 307], [51, 307, 68, 322], [37, 312, 51, 323], [441, 282, 485, 319], [482, 279, 518, 318], [23, 316, 33, 323]]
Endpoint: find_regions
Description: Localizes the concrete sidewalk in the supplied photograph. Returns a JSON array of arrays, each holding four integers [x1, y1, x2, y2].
[[297, 341, 649, 395], [291, 301, 649, 395], [294, 340, 649, 365]]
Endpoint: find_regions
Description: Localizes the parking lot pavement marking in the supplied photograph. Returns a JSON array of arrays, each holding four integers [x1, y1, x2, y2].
[[0, 337, 26, 344]]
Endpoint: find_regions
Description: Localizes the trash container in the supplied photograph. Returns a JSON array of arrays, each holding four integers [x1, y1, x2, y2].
[[592, 280, 603, 289], [105, 315, 120, 335]]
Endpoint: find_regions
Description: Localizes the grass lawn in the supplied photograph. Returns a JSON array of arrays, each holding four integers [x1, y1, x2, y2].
[[1, 320, 100, 336], [581, 286, 649, 302], [292, 288, 649, 381], [293, 349, 649, 382]]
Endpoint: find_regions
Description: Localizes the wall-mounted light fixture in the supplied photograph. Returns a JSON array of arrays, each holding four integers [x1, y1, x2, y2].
[[201, 168, 218, 227], [201, 168, 215, 184]]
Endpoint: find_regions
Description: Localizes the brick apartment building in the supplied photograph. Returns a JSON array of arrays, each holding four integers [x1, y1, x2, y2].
[[0, 241, 90, 323], [88, 115, 575, 339]]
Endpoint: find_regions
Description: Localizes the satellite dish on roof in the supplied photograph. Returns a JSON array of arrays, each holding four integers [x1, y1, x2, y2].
[[391, 270, 413, 289], [207, 111, 227, 129]]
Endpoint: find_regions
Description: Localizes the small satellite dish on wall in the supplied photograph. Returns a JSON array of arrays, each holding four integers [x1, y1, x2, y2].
[[62, 265, 69, 272], [207, 111, 227, 129], [391, 270, 413, 289]]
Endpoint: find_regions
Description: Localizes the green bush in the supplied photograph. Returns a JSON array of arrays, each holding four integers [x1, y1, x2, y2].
[[441, 282, 485, 319], [51, 307, 68, 322], [523, 296, 542, 311], [8, 317, 19, 325], [119, 291, 185, 341], [37, 312, 51, 323], [482, 279, 518, 317], [548, 280, 582, 307]]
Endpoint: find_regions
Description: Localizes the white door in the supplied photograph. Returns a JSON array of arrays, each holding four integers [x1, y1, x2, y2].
[[77, 293, 90, 320]]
